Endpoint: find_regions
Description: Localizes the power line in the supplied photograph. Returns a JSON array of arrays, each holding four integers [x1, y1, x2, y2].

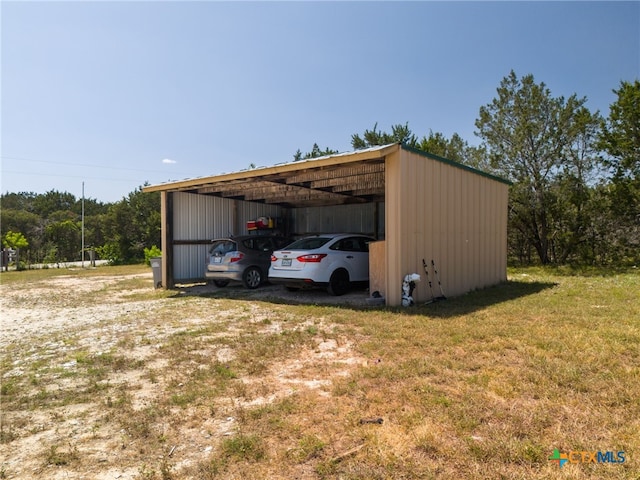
[[0, 155, 195, 176], [2, 169, 160, 183]]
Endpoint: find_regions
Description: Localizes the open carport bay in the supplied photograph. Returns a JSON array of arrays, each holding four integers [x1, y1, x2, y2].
[[145, 143, 510, 305]]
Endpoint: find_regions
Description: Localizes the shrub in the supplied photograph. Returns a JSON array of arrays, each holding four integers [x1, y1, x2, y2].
[[144, 246, 162, 266]]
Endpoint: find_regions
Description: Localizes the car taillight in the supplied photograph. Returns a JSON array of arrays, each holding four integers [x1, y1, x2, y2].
[[271, 255, 277, 262], [297, 253, 327, 263], [229, 252, 244, 262]]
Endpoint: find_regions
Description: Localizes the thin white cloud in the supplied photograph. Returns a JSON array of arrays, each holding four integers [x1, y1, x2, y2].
[[162, 158, 177, 164]]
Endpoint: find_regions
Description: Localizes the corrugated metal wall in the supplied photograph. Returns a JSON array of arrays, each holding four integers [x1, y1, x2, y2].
[[173, 192, 235, 240], [290, 203, 383, 238], [173, 245, 209, 282], [385, 149, 508, 305], [171, 192, 283, 281], [170, 193, 384, 281]]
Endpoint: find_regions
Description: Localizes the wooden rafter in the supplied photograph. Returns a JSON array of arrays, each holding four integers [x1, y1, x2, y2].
[[310, 172, 384, 189], [188, 159, 386, 207], [285, 162, 384, 184]]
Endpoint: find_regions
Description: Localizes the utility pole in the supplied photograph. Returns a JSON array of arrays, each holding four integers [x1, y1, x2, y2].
[[82, 181, 85, 268]]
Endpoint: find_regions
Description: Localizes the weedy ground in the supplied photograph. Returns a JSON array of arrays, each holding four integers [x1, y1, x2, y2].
[[0, 265, 638, 479]]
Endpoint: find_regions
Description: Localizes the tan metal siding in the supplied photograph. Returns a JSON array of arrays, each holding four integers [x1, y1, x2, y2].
[[384, 149, 404, 305], [384, 149, 508, 306], [368, 240, 386, 296]]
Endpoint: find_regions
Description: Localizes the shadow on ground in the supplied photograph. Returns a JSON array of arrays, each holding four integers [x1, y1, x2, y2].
[[169, 277, 557, 317], [410, 279, 557, 318]]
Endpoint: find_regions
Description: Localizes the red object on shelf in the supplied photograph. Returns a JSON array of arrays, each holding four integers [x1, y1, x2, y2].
[[247, 217, 275, 232]]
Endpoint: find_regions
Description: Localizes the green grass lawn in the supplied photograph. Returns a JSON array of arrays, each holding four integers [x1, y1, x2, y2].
[[1, 265, 638, 479]]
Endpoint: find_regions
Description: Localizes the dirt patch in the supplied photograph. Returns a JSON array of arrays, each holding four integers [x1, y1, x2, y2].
[[0, 273, 367, 479], [1, 273, 154, 348]]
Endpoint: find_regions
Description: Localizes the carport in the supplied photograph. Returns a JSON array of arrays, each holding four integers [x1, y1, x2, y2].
[[143, 143, 510, 306]]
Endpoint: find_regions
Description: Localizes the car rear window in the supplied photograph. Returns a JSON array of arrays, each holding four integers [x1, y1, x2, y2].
[[242, 237, 273, 251], [209, 240, 236, 255], [283, 237, 332, 250], [330, 237, 370, 252]]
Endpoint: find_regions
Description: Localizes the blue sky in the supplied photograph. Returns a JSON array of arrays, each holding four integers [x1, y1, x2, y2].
[[2, 1, 638, 203]]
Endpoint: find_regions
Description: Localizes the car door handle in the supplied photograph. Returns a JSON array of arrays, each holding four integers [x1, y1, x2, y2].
[[346, 255, 354, 259]]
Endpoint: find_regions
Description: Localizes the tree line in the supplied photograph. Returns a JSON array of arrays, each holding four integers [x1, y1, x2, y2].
[[2, 72, 638, 267], [299, 72, 639, 266], [1, 187, 161, 267]]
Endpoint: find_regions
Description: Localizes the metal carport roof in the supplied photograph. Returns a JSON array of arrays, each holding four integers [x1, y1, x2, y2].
[[144, 143, 399, 208]]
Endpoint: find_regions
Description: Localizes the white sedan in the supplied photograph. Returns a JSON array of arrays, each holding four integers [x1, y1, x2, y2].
[[269, 233, 375, 296]]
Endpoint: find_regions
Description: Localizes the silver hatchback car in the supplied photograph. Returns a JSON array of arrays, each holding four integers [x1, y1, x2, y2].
[[205, 235, 292, 289]]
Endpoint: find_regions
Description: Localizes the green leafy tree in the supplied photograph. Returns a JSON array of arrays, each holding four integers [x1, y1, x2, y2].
[[546, 105, 603, 263], [32, 190, 76, 218], [1, 200, 42, 264], [44, 220, 81, 262], [417, 130, 491, 170], [351, 122, 418, 149], [1, 208, 40, 241], [0, 192, 38, 212], [351, 123, 495, 174], [418, 131, 465, 161], [293, 144, 339, 161], [101, 186, 160, 264], [599, 80, 640, 185], [101, 202, 135, 264], [597, 80, 640, 263], [475, 71, 599, 264], [1, 230, 29, 270], [2, 230, 29, 250]]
